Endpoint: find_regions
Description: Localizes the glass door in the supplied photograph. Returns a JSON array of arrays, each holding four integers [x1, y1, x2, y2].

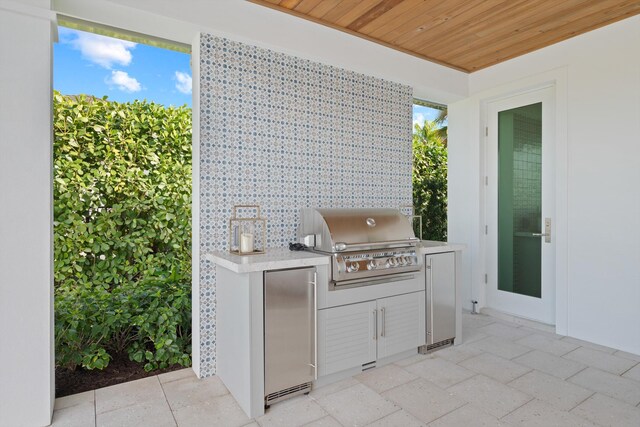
[[498, 103, 542, 298], [486, 87, 556, 325]]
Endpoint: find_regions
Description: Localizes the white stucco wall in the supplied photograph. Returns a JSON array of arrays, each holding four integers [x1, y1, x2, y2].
[[448, 16, 640, 354], [0, 1, 55, 426]]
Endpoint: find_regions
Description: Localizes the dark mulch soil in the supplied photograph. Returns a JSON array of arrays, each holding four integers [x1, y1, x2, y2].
[[56, 353, 187, 398]]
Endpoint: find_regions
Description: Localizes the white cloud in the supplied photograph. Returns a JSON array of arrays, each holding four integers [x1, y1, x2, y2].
[[66, 30, 136, 69], [106, 70, 141, 92], [413, 112, 425, 127], [174, 71, 192, 94]]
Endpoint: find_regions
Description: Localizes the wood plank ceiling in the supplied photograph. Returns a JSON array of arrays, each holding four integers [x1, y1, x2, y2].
[[249, 0, 640, 72]]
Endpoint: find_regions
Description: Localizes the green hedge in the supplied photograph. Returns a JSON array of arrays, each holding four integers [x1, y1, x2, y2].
[[53, 91, 192, 371], [413, 120, 448, 241]]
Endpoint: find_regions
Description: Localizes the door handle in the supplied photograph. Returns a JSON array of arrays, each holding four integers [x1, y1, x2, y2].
[[381, 307, 386, 337], [373, 309, 377, 340], [534, 218, 552, 243]]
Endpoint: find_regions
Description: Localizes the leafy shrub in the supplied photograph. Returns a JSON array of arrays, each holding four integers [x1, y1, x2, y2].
[[53, 91, 192, 371], [413, 121, 448, 241], [55, 274, 191, 371]]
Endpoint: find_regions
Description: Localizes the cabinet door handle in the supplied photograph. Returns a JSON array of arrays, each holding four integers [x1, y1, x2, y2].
[[381, 307, 386, 337], [373, 309, 377, 340]]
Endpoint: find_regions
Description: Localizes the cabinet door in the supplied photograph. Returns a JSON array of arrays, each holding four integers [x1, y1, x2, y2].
[[377, 291, 426, 359], [317, 300, 377, 377], [426, 252, 456, 345]]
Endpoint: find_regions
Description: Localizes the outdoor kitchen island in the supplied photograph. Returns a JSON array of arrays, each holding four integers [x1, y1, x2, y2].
[[207, 240, 464, 418], [205, 248, 329, 418]]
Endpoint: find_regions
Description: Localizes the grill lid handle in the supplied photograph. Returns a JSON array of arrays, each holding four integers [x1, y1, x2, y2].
[[333, 238, 420, 252], [335, 242, 348, 251]]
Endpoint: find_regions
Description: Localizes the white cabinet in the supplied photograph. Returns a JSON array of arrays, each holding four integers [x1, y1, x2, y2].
[[317, 300, 377, 377], [318, 291, 425, 377], [377, 292, 426, 359]]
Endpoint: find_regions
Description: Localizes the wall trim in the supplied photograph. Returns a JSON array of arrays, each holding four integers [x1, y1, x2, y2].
[[0, 0, 56, 21], [190, 32, 201, 379]]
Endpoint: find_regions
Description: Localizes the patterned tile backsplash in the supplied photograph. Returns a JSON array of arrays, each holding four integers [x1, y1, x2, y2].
[[198, 33, 414, 377]]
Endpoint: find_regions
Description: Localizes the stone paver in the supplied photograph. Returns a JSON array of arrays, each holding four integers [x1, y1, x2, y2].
[[50, 313, 640, 427]]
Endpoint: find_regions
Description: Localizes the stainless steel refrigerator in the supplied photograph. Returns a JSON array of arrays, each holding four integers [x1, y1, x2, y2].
[[424, 252, 456, 351], [264, 267, 317, 407]]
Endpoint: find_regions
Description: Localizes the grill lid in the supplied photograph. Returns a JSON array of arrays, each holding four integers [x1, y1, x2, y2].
[[299, 208, 419, 253]]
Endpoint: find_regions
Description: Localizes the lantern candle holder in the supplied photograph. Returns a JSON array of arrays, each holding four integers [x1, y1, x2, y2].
[[229, 205, 267, 255]]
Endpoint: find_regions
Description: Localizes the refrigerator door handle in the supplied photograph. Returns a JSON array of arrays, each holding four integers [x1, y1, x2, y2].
[[426, 258, 433, 343], [310, 271, 318, 380]]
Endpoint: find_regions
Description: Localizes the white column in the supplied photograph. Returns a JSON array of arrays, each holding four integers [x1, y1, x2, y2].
[[0, 1, 55, 426], [191, 32, 201, 378]]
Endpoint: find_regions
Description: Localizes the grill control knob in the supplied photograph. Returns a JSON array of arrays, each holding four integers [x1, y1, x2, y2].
[[367, 260, 377, 270], [387, 258, 396, 267], [347, 262, 360, 273], [405, 256, 413, 265], [396, 257, 405, 266]]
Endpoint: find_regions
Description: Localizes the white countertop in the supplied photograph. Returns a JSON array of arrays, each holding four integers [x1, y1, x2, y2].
[[205, 247, 330, 274], [206, 241, 464, 274], [418, 240, 466, 254]]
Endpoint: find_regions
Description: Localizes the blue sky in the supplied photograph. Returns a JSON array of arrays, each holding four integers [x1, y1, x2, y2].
[[412, 104, 442, 128], [54, 27, 192, 107]]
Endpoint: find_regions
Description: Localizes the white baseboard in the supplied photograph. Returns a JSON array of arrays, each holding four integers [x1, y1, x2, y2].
[[480, 307, 558, 335]]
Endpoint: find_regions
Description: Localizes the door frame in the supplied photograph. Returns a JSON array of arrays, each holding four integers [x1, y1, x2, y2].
[[485, 87, 555, 324], [479, 73, 569, 335]]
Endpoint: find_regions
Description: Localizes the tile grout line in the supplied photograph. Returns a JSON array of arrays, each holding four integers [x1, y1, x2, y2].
[[360, 407, 402, 426], [443, 373, 481, 391], [374, 376, 424, 395], [423, 402, 471, 425], [498, 396, 536, 421], [564, 365, 589, 382], [157, 375, 179, 427], [559, 346, 580, 357], [392, 354, 429, 369], [509, 347, 535, 361], [560, 346, 581, 359], [618, 360, 639, 377], [504, 367, 534, 385], [93, 390, 97, 427], [301, 415, 343, 427], [566, 391, 596, 413], [157, 371, 195, 385]]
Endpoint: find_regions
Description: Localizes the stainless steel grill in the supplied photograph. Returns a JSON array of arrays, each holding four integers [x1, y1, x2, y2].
[[298, 208, 423, 289]]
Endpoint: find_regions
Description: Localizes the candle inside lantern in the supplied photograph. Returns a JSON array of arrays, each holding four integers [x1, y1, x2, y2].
[[240, 232, 254, 253]]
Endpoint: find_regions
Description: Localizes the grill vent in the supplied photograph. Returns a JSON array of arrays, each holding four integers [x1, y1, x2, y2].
[[419, 339, 455, 354], [427, 338, 455, 351], [362, 361, 376, 371], [265, 382, 311, 406]]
